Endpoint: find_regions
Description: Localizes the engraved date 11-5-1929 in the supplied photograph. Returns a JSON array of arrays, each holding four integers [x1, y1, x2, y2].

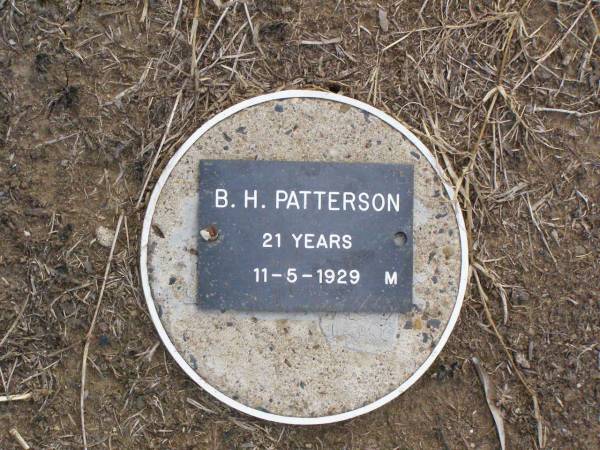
[[254, 268, 361, 285]]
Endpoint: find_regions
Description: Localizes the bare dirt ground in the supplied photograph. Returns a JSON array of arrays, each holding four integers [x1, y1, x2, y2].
[[0, 1, 598, 449]]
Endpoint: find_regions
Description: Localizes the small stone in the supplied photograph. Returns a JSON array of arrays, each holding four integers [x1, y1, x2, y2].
[[427, 319, 441, 329], [95, 226, 114, 248], [515, 352, 531, 369], [413, 317, 423, 330], [442, 245, 454, 259], [538, 67, 552, 81], [378, 8, 389, 32], [511, 288, 530, 304], [135, 396, 145, 410], [83, 260, 93, 273]]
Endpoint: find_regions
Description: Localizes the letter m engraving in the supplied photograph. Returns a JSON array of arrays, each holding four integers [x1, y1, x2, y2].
[[385, 271, 398, 285]]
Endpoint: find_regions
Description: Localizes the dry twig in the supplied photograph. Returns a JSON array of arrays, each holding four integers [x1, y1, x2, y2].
[[472, 357, 506, 450], [9, 428, 31, 450], [0, 294, 30, 350], [80, 213, 124, 450], [135, 90, 183, 209], [473, 269, 546, 448], [0, 392, 33, 402]]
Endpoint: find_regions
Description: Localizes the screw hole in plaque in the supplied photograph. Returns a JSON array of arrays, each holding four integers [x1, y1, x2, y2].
[[393, 231, 407, 247]]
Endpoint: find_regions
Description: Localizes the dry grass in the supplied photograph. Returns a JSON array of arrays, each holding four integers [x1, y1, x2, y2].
[[0, 0, 598, 448]]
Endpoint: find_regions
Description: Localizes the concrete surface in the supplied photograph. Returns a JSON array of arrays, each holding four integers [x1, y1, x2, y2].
[[144, 95, 463, 419]]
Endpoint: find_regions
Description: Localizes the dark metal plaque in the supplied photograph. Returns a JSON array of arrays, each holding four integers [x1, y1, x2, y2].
[[197, 160, 413, 313]]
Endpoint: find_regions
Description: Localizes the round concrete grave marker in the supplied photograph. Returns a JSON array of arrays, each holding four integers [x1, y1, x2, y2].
[[141, 90, 468, 424]]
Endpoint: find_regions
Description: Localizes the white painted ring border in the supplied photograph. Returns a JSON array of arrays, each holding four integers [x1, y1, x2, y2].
[[140, 90, 469, 425]]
